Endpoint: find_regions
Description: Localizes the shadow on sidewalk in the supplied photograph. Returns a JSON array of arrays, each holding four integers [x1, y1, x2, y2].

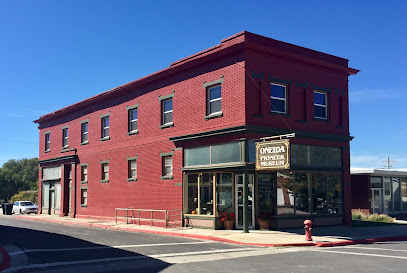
[[0, 224, 171, 272]]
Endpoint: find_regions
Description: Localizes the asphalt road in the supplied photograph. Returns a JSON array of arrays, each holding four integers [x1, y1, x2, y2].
[[1, 216, 407, 272]]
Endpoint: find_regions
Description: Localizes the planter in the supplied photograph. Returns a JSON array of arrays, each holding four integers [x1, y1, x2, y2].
[[258, 219, 271, 230], [223, 220, 234, 230]]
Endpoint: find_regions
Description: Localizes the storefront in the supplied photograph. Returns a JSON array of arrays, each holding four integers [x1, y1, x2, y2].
[[182, 138, 345, 229], [351, 169, 407, 215]]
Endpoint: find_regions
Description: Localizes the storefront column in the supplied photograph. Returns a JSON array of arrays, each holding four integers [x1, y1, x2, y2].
[[38, 167, 43, 214], [59, 164, 66, 217], [243, 167, 249, 233]]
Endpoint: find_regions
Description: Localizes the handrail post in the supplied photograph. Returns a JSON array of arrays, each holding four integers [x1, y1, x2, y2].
[[138, 210, 140, 225], [165, 210, 168, 228], [115, 209, 117, 223], [151, 211, 153, 226]]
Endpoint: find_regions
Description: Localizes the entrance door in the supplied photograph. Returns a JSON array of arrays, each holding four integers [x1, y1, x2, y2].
[[235, 174, 255, 229], [371, 189, 384, 214]]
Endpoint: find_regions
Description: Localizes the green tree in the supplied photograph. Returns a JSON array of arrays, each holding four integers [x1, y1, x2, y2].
[[0, 158, 38, 202]]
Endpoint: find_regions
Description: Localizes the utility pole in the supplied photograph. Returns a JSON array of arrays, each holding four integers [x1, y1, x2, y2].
[[383, 156, 396, 169]]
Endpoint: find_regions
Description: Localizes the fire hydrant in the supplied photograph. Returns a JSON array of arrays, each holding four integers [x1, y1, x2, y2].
[[304, 219, 313, 241]]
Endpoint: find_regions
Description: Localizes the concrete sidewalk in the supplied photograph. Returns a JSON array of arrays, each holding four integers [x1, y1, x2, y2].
[[7, 213, 407, 247]]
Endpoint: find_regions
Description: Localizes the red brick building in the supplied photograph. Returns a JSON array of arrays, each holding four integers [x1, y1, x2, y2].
[[34, 31, 359, 229]]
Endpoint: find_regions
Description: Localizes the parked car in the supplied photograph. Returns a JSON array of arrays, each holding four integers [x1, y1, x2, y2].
[[12, 201, 38, 214]]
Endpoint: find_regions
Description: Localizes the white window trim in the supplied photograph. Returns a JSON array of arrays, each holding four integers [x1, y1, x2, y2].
[[81, 123, 88, 143], [62, 128, 69, 148], [270, 83, 287, 114], [207, 84, 222, 115], [129, 109, 138, 132], [162, 99, 173, 125], [102, 117, 110, 138]]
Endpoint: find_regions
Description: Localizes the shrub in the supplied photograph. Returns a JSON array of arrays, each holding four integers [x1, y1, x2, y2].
[[9, 190, 38, 204], [352, 210, 395, 223]]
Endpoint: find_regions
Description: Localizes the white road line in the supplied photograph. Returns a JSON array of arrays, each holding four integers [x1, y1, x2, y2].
[[315, 249, 407, 260], [8, 241, 213, 255], [341, 245, 407, 252], [21, 247, 261, 269]]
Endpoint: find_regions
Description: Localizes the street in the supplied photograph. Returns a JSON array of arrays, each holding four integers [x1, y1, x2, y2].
[[1, 216, 407, 272]]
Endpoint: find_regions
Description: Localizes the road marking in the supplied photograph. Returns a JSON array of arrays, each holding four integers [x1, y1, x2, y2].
[[342, 245, 407, 252], [315, 249, 407, 260], [8, 241, 213, 255], [18, 247, 263, 270]]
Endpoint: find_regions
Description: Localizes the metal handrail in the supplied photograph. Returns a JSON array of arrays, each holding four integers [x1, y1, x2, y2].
[[115, 208, 182, 228]]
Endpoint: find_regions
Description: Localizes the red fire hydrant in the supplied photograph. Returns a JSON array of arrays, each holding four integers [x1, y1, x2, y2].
[[304, 219, 313, 241]]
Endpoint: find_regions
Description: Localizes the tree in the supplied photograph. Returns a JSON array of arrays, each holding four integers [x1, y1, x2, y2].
[[0, 158, 38, 202]]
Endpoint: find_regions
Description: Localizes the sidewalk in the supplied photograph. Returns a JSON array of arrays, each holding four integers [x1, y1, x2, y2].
[[7, 213, 407, 247]]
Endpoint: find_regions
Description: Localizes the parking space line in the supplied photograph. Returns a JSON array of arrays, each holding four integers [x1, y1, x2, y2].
[[315, 249, 407, 260], [8, 241, 214, 255]]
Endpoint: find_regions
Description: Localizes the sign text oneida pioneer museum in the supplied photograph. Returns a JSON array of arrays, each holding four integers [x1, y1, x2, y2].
[[255, 139, 290, 170]]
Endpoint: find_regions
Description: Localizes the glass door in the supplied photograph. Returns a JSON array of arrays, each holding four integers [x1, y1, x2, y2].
[[235, 174, 254, 229], [371, 188, 384, 214]]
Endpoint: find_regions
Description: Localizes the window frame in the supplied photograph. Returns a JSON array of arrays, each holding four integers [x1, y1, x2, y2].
[[160, 151, 174, 180], [162, 98, 173, 125], [206, 84, 222, 116], [270, 82, 287, 114], [44, 132, 51, 152], [314, 91, 328, 119], [81, 121, 89, 144], [100, 160, 109, 183], [127, 104, 139, 135], [81, 164, 88, 183], [80, 188, 88, 207], [62, 127, 69, 148], [127, 156, 138, 182], [100, 113, 110, 141]]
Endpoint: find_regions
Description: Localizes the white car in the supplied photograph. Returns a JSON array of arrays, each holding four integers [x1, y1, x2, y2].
[[12, 201, 39, 214]]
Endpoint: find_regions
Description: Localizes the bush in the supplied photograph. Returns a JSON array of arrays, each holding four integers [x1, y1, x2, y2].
[[352, 210, 395, 223], [9, 190, 38, 204]]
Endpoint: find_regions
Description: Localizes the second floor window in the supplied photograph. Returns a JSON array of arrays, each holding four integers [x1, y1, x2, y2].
[[270, 83, 287, 113], [207, 85, 222, 115], [62, 128, 69, 148], [45, 133, 51, 152], [162, 99, 173, 125], [81, 122, 88, 143], [314, 91, 328, 119], [101, 117, 109, 139], [129, 109, 138, 132], [81, 165, 88, 182]]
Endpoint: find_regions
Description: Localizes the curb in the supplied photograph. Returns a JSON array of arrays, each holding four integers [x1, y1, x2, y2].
[[0, 245, 11, 271], [14, 216, 407, 248]]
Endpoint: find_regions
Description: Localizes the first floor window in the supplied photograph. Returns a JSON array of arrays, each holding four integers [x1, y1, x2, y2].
[[314, 91, 328, 119], [270, 83, 287, 113], [101, 163, 109, 181], [128, 160, 137, 179], [207, 84, 222, 115], [81, 189, 87, 205], [162, 156, 172, 176]]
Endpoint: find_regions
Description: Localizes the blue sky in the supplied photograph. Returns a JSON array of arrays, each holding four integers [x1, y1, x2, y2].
[[0, 1, 406, 169]]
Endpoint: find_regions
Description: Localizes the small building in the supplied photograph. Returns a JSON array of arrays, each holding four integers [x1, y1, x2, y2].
[[34, 31, 358, 229], [351, 168, 407, 215]]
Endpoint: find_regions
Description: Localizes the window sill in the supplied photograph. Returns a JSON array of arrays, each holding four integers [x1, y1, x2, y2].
[[160, 175, 173, 180], [101, 179, 109, 183], [100, 136, 110, 142], [271, 112, 291, 117], [297, 120, 308, 124], [204, 112, 223, 120], [127, 130, 139, 136], [313, 117, 331, 123], [44, 150, 51, 153], [62, 146, 69, 150], [159, 122, 174, 129], [127, 178, 138, 182], [80, 204, 88, 208], [80, 141, 89, 146], [80, 181, 88, 184], [253, 114, 263, 118], [61, 148, 76, 153]]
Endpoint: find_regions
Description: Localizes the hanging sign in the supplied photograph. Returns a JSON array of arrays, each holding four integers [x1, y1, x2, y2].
[[255, 139, 290, 170]]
